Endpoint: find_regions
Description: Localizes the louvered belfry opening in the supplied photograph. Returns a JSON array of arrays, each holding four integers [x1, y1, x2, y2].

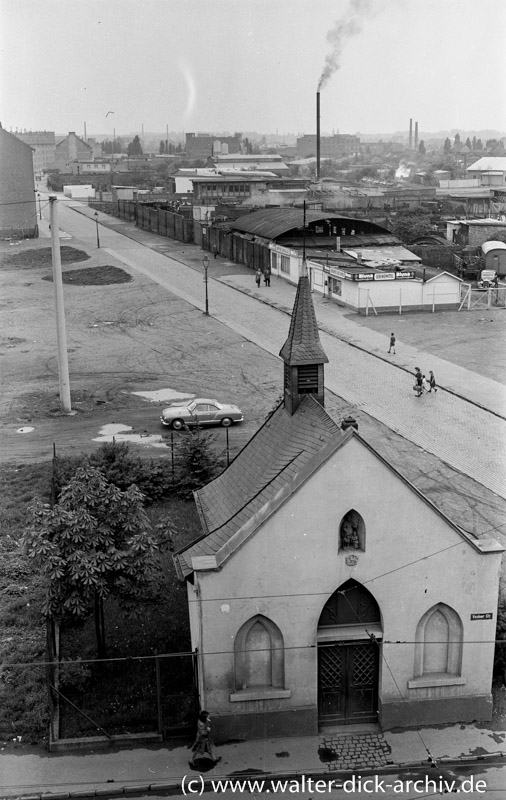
[[297, 364, 319, 394], [279, 276, 328, 415]]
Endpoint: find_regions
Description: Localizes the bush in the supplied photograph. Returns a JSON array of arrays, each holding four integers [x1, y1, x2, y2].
[[54, 442, 175, 503]]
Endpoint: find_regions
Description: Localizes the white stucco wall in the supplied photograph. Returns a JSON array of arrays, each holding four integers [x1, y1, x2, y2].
[[189, 436, 501, 727]]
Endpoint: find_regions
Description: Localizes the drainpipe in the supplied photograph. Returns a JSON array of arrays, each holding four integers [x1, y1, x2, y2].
[[194, 572, 206, 709]]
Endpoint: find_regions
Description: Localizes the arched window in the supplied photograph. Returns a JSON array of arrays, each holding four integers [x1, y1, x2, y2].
[[233, 615, 285, 692], [319, 579, 380, 627], [413, 603, 463, 679], [339, 509, 366, 552]]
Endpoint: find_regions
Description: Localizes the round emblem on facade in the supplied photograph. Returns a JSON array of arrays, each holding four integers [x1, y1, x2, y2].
[[345, 554, 359, 566]]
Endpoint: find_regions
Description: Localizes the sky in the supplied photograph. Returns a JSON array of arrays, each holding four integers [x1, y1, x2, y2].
[[1, 0, 506, 140]]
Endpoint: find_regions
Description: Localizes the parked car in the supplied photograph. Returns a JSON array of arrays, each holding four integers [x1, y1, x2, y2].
[[160, 398, 244, 430]]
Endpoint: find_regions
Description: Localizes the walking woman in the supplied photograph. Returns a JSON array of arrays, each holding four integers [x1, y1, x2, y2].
[[189, 711, 221, 768], [429, 370, 438, 393]]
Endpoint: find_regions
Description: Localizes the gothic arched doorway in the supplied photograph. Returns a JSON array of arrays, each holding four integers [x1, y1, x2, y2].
[[317, 580, 382, 727]]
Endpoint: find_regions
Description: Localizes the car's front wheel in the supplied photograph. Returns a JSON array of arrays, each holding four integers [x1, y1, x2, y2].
[[171, 419, 185, 430], [221, 417, 233, 427]]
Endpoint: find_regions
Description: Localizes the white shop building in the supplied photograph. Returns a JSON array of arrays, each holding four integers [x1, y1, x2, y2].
[[270, 244, 461, 314]]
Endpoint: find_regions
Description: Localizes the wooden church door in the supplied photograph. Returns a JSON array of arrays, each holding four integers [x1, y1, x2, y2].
[[318, 640, 379, 725], [317, 580, 381, 726]]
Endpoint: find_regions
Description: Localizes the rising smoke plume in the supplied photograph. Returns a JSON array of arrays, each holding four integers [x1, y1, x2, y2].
[[318, 0, 378, 91]]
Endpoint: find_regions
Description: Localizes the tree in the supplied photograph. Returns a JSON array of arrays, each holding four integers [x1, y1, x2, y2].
[[453, 132, 461, 149], [175, 429, 222, 499], [443, 137, 452, 153], [465, 137, 472, 150], [418, 140, 426, 155], [390, 212, 433, 243], [127, 135, 143, 156], [22, 467, 163, 658], [159, 140, 166, 154]]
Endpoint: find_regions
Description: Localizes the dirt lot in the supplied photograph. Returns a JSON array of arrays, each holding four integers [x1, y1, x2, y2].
[[0, 239, 280, 463]]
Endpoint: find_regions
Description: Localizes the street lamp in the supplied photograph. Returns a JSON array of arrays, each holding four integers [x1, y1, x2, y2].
[[203, 254, 210, 316], [37, 193, 42, 220], [94, 212, 100, 249]]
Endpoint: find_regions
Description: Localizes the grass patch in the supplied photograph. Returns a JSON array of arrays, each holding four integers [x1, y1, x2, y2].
[[0, 246, 90, 269], [0, 463, 53, 743], [42, 265, 133, 286]]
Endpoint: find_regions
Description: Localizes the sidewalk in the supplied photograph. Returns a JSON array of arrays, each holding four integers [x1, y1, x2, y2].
[[217, 271, 506, 420], [1, 721, 505, 798]]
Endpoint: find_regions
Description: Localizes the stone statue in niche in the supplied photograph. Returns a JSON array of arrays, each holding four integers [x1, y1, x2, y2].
[[340, 511, 361, 550]]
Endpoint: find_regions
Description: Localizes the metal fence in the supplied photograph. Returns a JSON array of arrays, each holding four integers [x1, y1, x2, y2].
[[51, 647, 198, 743], [458, 283, 506, 311]]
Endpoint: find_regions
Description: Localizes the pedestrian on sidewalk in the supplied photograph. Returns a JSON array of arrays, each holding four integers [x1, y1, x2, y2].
[[429, 370, 438, 392], [388, 332, 396, 354], [212, 245, 218, 259], [255, 268, 262, 288], [263, 267, 271, 287], [189, 711, 221, 768], [422, 374, 429, 394], [414, 367, 423, 397]]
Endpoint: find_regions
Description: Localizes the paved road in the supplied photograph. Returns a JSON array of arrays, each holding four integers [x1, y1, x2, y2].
[[56, 201, 506, 501]]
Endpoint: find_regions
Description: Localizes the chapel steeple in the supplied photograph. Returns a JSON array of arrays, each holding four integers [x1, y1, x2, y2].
[[279, 274, 328, 415]]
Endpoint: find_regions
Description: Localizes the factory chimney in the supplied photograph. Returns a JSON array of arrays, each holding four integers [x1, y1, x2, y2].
[[414, 121, 419, 150], [409, 118, 413, 149], [316, 91, 321, 181]]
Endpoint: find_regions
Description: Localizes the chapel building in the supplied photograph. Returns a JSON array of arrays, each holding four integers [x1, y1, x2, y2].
[[174, 272, 503, 740]]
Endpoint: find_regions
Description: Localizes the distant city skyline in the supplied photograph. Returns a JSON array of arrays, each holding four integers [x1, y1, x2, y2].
[[1, 0, 505, 139]]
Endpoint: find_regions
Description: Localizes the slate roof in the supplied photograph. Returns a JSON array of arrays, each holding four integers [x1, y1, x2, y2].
[[279, 276, 329, 365], [174, 395, 342, 579]]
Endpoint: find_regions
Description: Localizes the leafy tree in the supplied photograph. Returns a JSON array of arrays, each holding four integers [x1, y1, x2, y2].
[[443, 138, 452, 153], [418, 140, 426, 155], [159, 140, 166, 154], [127, 135, 143, 156], [391, 212, 433, 243], [472, 136, 477, 150], [22, 467, 164, 658], [453, 132, 461, 149], [475, 138, 483, 150], [465, 137, 472, 150]]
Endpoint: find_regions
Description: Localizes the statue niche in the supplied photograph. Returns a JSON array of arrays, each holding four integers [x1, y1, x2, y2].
[[339, 509, 364, 552]]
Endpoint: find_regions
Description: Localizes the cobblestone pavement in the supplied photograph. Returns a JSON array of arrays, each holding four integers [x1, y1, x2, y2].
[[63, 205, 506, 501], [319, 732, 393, 771]]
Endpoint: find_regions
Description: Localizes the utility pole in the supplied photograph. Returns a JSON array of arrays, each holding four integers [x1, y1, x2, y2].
[[49, 197, 72, 413]]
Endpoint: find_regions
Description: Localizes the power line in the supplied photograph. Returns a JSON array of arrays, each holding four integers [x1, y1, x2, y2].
[[4, 637, 506, 669]]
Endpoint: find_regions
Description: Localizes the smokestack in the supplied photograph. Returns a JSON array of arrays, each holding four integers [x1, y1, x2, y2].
[[409, 118, 413, 149], [84, 122, 87, 141], [316, 91, 321, 181], [414, 121, 419, 150]]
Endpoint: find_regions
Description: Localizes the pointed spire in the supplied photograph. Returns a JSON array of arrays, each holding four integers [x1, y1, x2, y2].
[[279, 276, 328, 366], [280, 276, 328, 415]]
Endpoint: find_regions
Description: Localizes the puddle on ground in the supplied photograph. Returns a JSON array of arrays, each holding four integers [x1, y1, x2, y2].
[[98, 423, 132, 436], [93, 422, 167, 448], [132, 389, 195, 403]]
